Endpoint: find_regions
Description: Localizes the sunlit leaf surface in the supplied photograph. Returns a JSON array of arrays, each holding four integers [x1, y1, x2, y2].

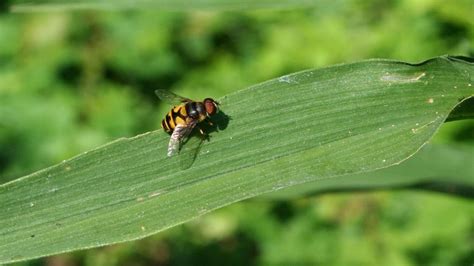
[[0, 56, 472, 263]]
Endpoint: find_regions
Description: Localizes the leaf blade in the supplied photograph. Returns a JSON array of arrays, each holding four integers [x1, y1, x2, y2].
[[11, 0, 321, 12], [1, 56, 473, 263], [264, 144, 474, 199]]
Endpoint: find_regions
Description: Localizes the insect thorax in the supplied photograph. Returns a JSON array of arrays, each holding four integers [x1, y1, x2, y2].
[[185, 102, 206, 121]]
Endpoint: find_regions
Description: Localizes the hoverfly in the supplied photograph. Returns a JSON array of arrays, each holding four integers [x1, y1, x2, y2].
[[155, 89, 219, 157]]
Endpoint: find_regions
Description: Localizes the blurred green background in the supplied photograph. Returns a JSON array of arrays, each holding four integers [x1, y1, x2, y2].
[[1, 0, 473, 265]]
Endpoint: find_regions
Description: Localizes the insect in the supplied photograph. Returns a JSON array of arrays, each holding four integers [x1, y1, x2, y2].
[[155, 89, 219, 157]]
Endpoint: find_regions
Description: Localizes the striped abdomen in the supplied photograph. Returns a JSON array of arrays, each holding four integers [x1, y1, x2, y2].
[[161, 104, 188, 133]]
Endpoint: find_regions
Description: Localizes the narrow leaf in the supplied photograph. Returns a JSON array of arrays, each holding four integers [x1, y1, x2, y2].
[[264, 144, 474, 199], [11, 0, 319, 12], [0, 56, 473, 263]]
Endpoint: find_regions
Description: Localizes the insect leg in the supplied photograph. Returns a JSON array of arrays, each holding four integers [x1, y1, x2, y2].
[[204, 117, 214, 126], [195, 125, 210, 141]]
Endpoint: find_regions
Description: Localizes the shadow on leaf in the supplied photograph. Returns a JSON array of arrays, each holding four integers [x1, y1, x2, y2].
[[179, 110, 231, 170]]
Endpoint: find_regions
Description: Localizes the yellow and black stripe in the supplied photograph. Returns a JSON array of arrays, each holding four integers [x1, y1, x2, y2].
[[161, 104, 188, 132]]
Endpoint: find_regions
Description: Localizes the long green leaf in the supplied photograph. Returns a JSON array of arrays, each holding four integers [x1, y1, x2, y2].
[[0, 56, 473, 263], [11, 0, 319, 12], [446, 97, 474, 121], [264, 144, 474, 199]]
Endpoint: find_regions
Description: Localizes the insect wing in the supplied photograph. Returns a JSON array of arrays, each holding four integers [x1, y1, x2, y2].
[[167, 121, 197, 157], [155, 89, 192, 106], [178, 131, 205, 170]]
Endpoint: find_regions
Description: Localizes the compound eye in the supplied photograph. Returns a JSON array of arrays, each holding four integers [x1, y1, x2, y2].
[[204, 98, 218, 115]]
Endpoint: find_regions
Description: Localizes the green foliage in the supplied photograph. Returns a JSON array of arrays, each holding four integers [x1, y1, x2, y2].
[[1, 56, 473, 263], [267, 144, 474, 199], [11, 0, 320, 12], [1, 1, 473, 265]]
